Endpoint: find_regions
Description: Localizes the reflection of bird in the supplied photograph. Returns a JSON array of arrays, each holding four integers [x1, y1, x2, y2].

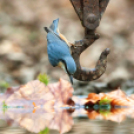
[[44, 18, 76, 84]]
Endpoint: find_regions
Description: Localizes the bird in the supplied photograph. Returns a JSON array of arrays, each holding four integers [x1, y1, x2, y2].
[[44, 18, 76, 84]]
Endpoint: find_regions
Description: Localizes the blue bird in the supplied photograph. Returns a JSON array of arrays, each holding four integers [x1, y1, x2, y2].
[[44, 18, 76, 84]]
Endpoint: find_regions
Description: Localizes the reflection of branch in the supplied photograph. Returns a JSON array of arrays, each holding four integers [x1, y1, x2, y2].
[[70, 0, 110, 81]]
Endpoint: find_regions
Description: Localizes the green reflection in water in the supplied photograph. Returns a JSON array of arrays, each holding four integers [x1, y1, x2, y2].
[[39, 127, 49, 134]]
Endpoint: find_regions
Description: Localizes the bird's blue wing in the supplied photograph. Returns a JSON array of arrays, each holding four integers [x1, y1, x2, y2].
[[47, 32, 70, 49], [47, 34, 71, 67]]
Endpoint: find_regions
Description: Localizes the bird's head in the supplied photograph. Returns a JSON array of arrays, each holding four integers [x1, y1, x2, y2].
[[58, 57, 76, 84]]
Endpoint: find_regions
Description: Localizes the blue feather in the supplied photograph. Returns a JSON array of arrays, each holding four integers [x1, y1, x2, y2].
[[47, 32, 71, 66], [45, 19, 76, 79], [49, 18, 59, 35]]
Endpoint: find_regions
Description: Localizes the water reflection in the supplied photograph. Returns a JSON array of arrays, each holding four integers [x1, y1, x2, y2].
[[0, 109, 73, 134], [0, 106, 134, 134]]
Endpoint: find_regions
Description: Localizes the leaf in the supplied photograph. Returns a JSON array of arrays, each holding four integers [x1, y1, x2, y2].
[[86, 111, 99, 119], [5, 80, 55, 111], [2, 101, 8, 113], [85, 88, 134, 123], [99, 98, 111, 105], [39, 127, 49, 134], [5, 86, 21, 96], [107, 88, 127, 99], [19, 80, 53, 100], [7, 112, 55, 133], [86, 89, 134, 107], [99, 104, 111, 110], [86, 106, 132, 123], [2, 110, 73, 134], [0, 79, 73, 113], [99, 109, 111, 116], [86, 93, 100, 103], [0, 81, 9, 89], [48, 79, 74, 105], [38, 73, 49, 85], [48, 110, 73, 134]]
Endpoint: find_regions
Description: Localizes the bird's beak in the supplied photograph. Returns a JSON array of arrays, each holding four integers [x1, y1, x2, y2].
[[58, 62, 74, 84], [69, 75, 73, 85]]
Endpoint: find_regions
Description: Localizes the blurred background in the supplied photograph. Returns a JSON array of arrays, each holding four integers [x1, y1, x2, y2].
[[0, 0, 134, 134], [0, 0, 134, 91]]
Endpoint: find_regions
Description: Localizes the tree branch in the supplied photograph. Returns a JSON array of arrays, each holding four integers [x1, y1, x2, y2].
[[70, 0, 110, 81]]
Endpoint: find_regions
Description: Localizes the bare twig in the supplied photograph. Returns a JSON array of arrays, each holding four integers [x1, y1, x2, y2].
[[70, 0, 110, 81]]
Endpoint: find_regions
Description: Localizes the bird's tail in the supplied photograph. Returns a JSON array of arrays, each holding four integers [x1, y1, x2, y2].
[[44, 18, 59, 35], [44, 27, 50, 33], [44, 27, 59, 38], [50, 18, 59, 35], [44, 19, 71, 47], [44, 26, 62, 43]]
